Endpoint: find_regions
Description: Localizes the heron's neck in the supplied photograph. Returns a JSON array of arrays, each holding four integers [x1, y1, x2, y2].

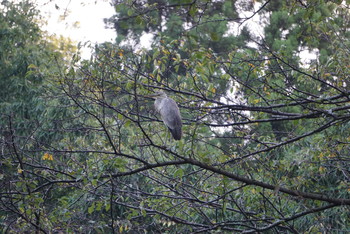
[[154, 98, 165, 112]]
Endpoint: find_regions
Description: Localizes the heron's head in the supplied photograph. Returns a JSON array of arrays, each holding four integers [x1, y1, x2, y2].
[[147, 91, 167, 99]]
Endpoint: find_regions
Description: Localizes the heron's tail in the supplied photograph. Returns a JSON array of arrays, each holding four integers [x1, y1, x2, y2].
[[169, 127, 182, 140]]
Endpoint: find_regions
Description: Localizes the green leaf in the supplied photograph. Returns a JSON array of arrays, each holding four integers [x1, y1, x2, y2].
[[105, 202, 111, 212], [96, 201, 103, 211], [174, 168, 184, 178], [88, 203, 95, 214], [127, 9, 133, 16]]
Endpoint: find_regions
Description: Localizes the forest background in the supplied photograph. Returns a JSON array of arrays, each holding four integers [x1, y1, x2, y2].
[[1, 0, 350, 233]]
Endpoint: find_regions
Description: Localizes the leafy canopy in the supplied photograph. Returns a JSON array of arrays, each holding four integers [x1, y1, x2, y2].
[[1, 0, 350, 233]]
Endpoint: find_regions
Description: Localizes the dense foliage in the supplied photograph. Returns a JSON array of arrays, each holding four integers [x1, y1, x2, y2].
[[1, 0, 350, 233]]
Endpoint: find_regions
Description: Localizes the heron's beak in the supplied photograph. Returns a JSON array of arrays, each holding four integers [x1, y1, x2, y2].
[[144, 93, 158, 99], [140, 94, 154, 100]]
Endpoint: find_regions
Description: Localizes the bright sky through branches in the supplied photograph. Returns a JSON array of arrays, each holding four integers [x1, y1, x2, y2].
[[37, 0, 116, 58]]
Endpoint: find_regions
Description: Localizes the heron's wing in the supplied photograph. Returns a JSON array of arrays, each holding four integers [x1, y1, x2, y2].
[[159, 98, 182, 140]]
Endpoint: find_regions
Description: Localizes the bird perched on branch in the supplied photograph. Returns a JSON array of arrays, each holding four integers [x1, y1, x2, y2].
[[147, 91, 182, 140]]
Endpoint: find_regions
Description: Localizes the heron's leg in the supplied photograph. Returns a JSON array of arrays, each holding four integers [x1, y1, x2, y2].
[[164, 130, 174, 150], [166, 131, 178, 151], [165, 129, 169, 147]]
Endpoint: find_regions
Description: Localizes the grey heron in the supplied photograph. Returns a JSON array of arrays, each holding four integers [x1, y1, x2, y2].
[[147, 91, 182, 140]]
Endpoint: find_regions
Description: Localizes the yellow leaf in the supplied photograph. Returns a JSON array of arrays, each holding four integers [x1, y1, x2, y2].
[[319, 152, 324, 159], [162, 49, 170, 55], [43, 153, 54, 161], [18, 168, 23, 174], [319, 166, 326, 173], [118, 50, 124, 58], [28, 64, 37, 70], [253, 99, 260, 104]]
